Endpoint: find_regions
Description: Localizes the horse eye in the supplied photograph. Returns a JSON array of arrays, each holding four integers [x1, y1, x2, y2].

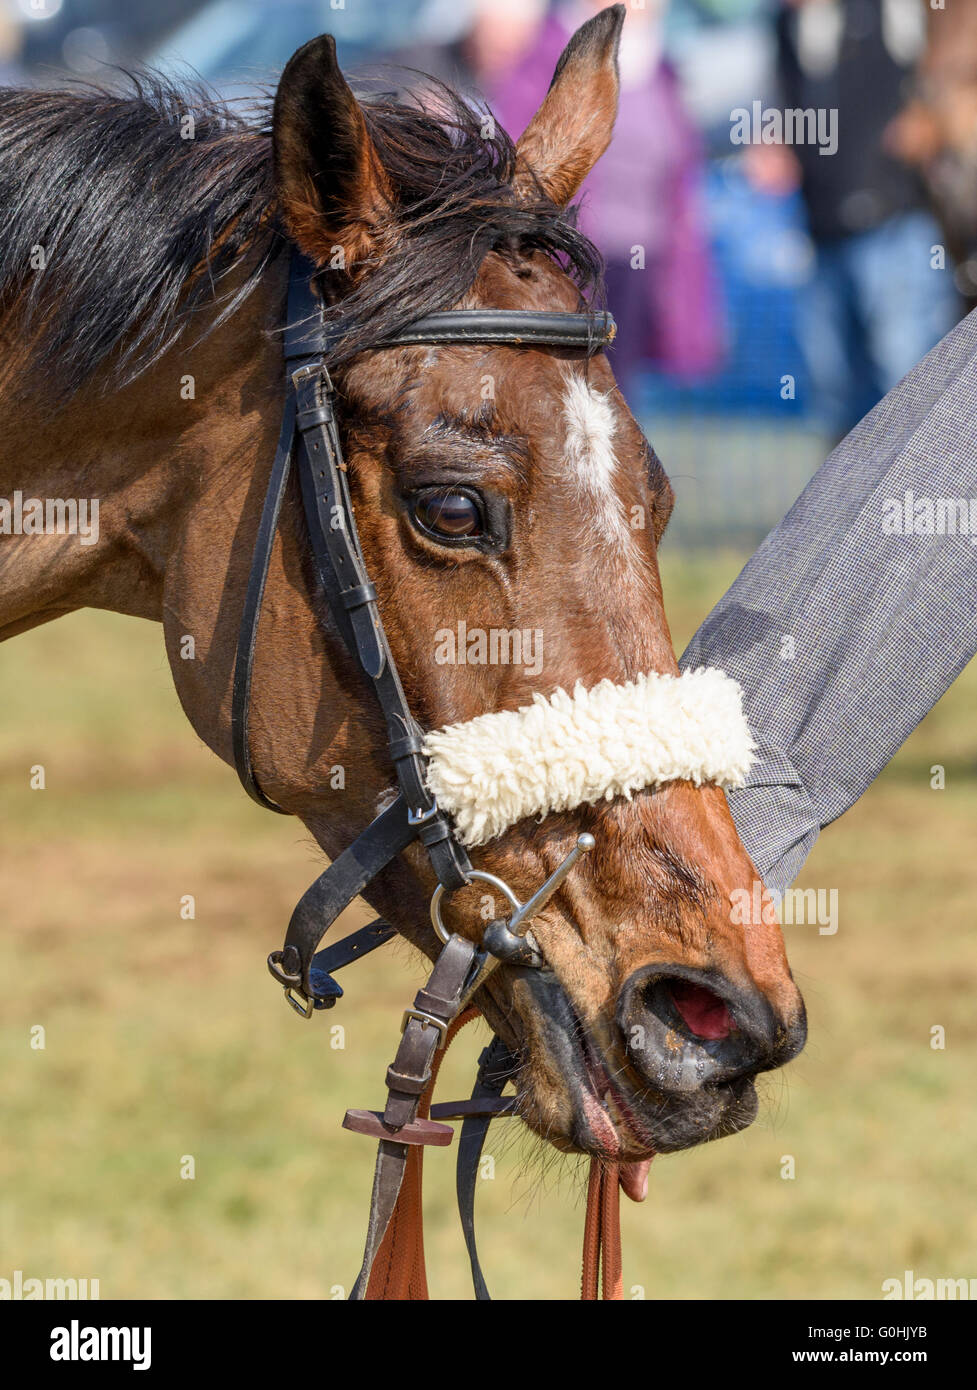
[[411, 489, 483, 540]]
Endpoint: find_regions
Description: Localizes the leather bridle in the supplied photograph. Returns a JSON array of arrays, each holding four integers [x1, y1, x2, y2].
[[229, 251, 619, 1299]]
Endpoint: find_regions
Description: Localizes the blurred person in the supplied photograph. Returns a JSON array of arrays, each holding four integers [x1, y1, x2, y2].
[[491, 0, 723, 397], [390, 0, 548, 100], [0, 7, 25, 86], [887, 3, 977, 300], [748, 0, 959, 441]]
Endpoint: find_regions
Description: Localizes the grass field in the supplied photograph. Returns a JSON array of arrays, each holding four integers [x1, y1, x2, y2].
[[1, 547, 975, 1300]]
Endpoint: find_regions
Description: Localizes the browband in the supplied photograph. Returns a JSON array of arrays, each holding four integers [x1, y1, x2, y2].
[[285, 303, 617, 362], [372, 310, 617, 351]]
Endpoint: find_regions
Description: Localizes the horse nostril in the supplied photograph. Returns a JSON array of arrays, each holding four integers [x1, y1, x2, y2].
[[662, 979, 735, 1041], [619, 964, 798, 1096]]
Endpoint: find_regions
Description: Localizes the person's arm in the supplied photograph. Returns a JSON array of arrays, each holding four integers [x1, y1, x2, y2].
[[679, 306, 977, 893]]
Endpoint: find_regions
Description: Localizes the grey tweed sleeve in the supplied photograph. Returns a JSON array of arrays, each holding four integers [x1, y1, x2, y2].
[[678, 307, 977, 894]]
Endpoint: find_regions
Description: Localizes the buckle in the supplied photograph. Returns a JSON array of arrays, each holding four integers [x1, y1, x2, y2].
[[407, 801, 439, 827], [267, 949, 301, 989], [284, 987, 315, 1020], [291, 361, 332, 393], [400, 1007, 448, 1048], [268, 950, 314, 1019]]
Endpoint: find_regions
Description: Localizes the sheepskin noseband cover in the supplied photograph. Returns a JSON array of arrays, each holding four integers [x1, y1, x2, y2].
[[421, 667, 754, 847]]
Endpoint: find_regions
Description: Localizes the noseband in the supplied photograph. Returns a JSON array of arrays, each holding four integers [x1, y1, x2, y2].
[[230, 252, 618, 1299]]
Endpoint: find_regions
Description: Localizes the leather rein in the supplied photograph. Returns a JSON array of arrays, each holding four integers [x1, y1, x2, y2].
[[229, 251, 624, 1299]]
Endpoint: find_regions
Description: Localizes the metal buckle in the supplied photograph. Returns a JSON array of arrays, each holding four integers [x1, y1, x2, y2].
[[284, 987, 315, 1020], [400, 1007, 448, 1048], [407, 801, 439, 827], [267, 949, 301, 989], [291, 361, 332, 393], [268, 951, 314, 1018]]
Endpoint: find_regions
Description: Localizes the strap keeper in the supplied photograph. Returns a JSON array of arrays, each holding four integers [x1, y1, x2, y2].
[[417, 816, 452, 848], [390, 732, 425, 762], [414, 988, 455, 1018], [341, 582, 378, 612], [384, 1066, 430, 1095], [296, 403, 333, 431]]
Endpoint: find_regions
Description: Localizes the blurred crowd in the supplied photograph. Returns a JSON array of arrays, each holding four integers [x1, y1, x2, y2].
[[3, 0, 977, 443]]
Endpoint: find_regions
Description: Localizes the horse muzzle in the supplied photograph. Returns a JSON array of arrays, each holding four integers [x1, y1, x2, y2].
[[510, 958, 806, 1160]]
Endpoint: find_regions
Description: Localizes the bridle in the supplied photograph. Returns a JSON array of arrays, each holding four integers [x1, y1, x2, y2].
[[230, 251, 620, 1299]]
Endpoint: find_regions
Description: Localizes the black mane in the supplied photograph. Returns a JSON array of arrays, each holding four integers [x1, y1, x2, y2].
[[0, 70, 603, 395]]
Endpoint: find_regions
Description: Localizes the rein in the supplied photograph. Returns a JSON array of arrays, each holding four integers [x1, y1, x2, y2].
[[358, 1005, 630, 1301], [230, 251, 625, 1298]]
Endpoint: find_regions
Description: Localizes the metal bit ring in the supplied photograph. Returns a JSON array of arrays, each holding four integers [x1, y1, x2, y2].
[[430, 871, 523, 946]]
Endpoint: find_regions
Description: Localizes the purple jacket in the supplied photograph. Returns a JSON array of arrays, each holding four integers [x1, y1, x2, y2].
[[491, 15, 724, 378]]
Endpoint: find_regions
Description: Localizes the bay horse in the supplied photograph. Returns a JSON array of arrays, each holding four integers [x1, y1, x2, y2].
[[0, 4, 806, 1291]]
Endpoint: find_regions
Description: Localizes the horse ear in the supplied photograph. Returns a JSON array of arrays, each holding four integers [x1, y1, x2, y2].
[[272, 34, 391, 270], [514, 5, 625, 207]]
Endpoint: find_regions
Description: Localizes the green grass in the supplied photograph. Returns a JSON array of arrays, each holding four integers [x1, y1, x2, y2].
[[2, 550, 976, 1299]]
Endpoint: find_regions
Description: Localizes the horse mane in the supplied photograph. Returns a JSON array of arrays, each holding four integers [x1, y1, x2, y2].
[[0, 69, 603, 396]]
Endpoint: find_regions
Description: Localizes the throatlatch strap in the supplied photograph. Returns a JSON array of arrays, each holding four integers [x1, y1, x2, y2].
[[230, 391, 298, 814], [236, 252, 470, 894], [231, 255, 328, 813]]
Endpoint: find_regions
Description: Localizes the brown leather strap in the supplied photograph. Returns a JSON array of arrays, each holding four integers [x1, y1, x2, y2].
[[364, 1007, 481, 1300], [348, 936, 481, 1299], [366, 1019, 629, 1302], [581, 1160, 624, 1301], [383, 934, 481, 1128], [360, 1021, 634, 1300]]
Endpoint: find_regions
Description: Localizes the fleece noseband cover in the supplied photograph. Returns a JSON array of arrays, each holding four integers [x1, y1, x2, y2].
[[422, 667, 755, 847]]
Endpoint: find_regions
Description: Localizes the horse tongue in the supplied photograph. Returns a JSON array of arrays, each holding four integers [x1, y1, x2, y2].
[[619, 1158, 653, 1203]]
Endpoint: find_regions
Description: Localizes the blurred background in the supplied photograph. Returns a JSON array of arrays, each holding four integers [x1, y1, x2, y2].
[[2, 0, 974, 545], [2, 0, 976, 1299]]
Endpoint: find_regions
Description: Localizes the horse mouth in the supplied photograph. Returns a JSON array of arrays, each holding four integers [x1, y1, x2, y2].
[[572, 1010, 759, 1158], [513, 973, 760, 1160]]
